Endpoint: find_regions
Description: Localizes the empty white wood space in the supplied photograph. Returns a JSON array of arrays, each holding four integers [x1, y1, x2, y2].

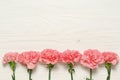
[[0, 0, 120, 80]]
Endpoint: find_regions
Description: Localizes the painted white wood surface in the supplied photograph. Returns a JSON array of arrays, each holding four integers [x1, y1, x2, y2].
[[0, 0, 120, 80]]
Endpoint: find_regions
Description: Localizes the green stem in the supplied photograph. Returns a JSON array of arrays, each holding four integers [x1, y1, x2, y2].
[[70, 69, 73, 80], [48, 64, 54, 80], [13, 70, 15, 80], [107, 68, 111, 80], [49, 67, 52, 80], [28, 69, 32, 80], [9, 61, 16, 80], [68, 63, 74, 80], [106, 63, 111, 80], [90, 69, 92, 80]]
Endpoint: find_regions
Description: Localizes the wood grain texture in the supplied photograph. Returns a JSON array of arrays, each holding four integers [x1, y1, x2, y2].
[[0, 0, 120, 80]]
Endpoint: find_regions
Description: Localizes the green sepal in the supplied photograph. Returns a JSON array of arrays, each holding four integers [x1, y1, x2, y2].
[[27, 69, 32, 73], [9, 61, 16, 71], [105, 63, 111, 70], [68, 63, 73, 68], [47, 64, 54, 70]]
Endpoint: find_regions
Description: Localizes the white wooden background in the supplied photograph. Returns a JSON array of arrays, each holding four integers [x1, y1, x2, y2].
[[0, 0, 120, 80]]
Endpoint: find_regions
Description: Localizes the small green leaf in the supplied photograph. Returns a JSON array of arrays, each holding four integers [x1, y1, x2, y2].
[[68, 68, 71, 73], [68, 68, 75, 73], [72, 68, 75, 73]]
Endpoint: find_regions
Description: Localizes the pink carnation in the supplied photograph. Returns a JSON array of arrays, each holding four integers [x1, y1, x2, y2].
[[3, 52, 19, 64], [61, 50, 82, 64], [80, 49, 104, 69], [102, 52, 119, 65], [40, 49, 60, 65], [18, 51, 40, 69]]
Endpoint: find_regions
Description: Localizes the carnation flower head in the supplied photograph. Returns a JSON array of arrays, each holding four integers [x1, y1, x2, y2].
[[102, 51, 119, 65], [39, 49, 60, 65], [80, 49, 104, 69], [61, 50, 82, 65], [3, 52, 19, 64], [18, 51, 40, 69]]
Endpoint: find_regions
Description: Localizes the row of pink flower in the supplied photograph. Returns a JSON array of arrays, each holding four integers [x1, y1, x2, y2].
[[3, 49, 119, 69]]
